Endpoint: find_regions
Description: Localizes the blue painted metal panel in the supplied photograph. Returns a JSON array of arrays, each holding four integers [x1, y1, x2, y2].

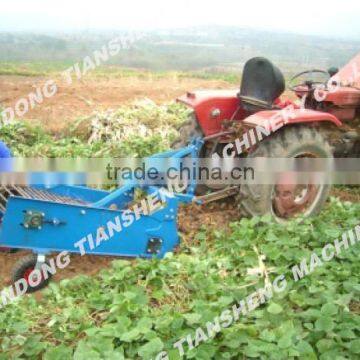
[[0, 194, 180, 258]]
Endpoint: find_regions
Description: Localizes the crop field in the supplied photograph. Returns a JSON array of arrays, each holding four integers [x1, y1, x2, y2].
[[0, 62, 234, 133], [0, 62, 359, 360]]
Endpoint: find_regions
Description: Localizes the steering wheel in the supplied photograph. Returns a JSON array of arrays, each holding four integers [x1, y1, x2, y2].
[[289, 69, 329, 93]]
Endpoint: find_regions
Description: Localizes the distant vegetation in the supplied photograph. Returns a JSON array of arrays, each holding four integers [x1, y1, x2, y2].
[[0, 26, 359, 75], [0, 61, 240, 84]]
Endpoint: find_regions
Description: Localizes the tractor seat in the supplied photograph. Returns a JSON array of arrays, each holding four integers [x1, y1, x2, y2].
[[239, 57, 285, 113]]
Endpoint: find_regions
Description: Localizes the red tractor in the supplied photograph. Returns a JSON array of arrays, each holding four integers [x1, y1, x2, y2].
[[175, 53, 360, 221]]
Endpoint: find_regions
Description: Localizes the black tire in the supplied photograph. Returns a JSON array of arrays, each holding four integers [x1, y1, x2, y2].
[[12, 254, 52, 293], [171, 112, 233, 195], [171, 112, 203, 149], [0, 247, 19, 253], [171, 112, 211, 195], [353, 140, 360, 158], [238, 126, 333, 222]]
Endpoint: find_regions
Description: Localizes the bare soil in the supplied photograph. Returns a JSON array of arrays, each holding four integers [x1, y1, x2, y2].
[[0, 75, 231, 132], [331, 187, 360, 203]]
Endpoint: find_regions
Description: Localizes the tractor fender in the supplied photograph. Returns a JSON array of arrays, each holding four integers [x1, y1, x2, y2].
[[242, 108, 342, 135], [177, 90, 247, 136]]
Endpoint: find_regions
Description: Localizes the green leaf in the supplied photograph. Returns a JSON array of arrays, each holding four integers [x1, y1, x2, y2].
[[320, 303, 337, 316], [259, 329, 276, 342], [184, 313, 202, 325], [73, 341, 101, 360], [11, 322, 29, 334], [295, 340, 316, 356], [137, 317, 153, 334], [138, 338, 163, 358], [120, 328, 141, 342], [44, 345, 73, 360], [267, 303, 283, 315], [316, 339, 334, 353], [338, 329, 356, 339], [315, 317, 335, 332], [349, 339, 360, 354], [278, 334, 293, 349], [243, 345, 260, 358]]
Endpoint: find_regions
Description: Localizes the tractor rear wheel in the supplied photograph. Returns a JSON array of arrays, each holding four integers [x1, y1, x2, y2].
[[238, 126, 332, 222]]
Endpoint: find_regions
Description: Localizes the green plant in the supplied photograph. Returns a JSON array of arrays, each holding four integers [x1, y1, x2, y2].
[[0, 199, 359, 359], [0, 101, 191, 157]]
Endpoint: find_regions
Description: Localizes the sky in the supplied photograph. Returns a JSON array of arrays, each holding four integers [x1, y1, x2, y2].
[[0, 0, 359, 39]]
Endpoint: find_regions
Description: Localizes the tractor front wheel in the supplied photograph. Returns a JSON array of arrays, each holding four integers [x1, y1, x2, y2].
[[238, 126, 332, 222]]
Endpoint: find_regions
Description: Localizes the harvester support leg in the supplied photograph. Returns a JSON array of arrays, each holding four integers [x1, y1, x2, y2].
[[35, 253, 46, 270]]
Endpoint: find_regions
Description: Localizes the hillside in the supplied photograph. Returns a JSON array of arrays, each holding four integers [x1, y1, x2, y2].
[[1, 26, 359, 73]]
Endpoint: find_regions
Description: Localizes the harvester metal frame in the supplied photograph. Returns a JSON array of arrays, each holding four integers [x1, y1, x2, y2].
[[0, 138, 204, 261]]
